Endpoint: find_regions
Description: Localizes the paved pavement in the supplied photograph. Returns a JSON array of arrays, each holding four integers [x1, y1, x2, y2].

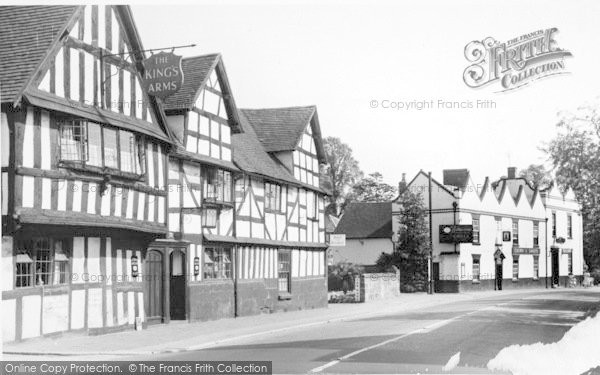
[[134, 289, 600, 374], [3, 288, 599, 374]]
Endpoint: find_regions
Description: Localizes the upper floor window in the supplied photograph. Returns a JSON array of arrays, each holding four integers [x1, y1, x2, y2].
[[552, 211, 557, 237], [533, 222, 539, 247], [202, 167, 232, 203], [265, 182, 282, 212], [307, 191, 318, 220], [472, 218, 480, 244], [512, 220, 519, 245], [567, 214, 573, 239], [59, 119, 145, 175]]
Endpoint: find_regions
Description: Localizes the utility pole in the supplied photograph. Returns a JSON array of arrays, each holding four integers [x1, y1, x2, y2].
[[428, 172, 433, 295]]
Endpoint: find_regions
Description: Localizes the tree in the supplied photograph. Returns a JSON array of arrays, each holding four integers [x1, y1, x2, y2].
[[544, 101, 600, 271], [376, 189, 430, 292], [347, 172, 397, 204], [322, 137, 363, 215], [519, 164, 553, 190]]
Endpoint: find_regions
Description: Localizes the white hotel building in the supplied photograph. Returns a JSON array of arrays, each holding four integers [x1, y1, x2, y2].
[[394, 167, 584, 292]]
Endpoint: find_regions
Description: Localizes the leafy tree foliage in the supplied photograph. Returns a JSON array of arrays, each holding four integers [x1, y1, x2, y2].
[[376, 189, 430, 292], [544, 102, 600, 271], [322, 137, 363, 215], [518, 164, 553, 190], [347, 172, 397, 204]]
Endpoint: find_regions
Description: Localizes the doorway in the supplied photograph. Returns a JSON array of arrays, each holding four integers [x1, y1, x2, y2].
[[432, 262, 440, 292], [144, 250, 164, 324], [170, 249, 186, 320], [495, 262, 503, 290], [551, 249, 560, 287]]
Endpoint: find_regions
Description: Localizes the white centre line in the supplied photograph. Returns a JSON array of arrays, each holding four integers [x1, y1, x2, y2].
[[309, 303, 503, 374]]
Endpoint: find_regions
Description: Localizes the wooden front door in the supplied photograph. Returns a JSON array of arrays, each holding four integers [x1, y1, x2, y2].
[[169, 249, 186, 320], [145, 250, 164, 323]]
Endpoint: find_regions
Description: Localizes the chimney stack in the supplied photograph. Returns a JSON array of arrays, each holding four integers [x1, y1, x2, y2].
[[398, 173, 407, 194], [507, 167, 517, 179]]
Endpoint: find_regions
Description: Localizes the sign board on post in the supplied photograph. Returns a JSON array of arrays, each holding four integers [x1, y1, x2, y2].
[[329, 234, 346, 247], [142, 51, 184, 100], [439, 225, 473, 243]]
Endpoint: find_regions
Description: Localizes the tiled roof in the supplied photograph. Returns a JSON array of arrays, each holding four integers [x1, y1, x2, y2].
[[240, 107, 316, 152], [333, 202, 392, 239], [233, 110, 299, 185], [162, 54, 220, 111], [0, 6, 78, 103]]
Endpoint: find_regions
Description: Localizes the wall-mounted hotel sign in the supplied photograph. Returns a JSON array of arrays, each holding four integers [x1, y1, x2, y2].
[[512, 247, 540, 255], [439, 225, 473, 243], [142, 52, 184, 99]]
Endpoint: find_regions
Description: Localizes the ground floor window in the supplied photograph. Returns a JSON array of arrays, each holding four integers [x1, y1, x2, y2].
[[203, 247, 232, 279], [567, 253, 573, 274], [15, 237, 70, 288], [472, 255, 480, 282], [278, 249, 291, 293], [512, 256, 519, 280], [533, 255, 539, 280]]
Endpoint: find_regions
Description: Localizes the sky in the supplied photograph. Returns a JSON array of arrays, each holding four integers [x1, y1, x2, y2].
[[131, 0, 600, 186]]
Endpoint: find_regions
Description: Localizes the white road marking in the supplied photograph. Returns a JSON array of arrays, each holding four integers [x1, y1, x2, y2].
[[309, 304, 499, 373]]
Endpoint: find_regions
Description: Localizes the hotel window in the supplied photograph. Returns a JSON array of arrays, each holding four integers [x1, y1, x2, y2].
[[59, 119, 145, 175], [15, 238, 70, 288], [472, 217, 480, 244], [533, 255, 539, 280], [472, 255, 481, 282], [512, 257, 519, 280], [552, 211, 557, 237], [533, 222, 539, 246], [567, 214, 573, 239], [278, 249, 291, 293], [512, 221, 519, 245], [202, 168, 232, 203], [203, 247, 232, 279], [265, 182, 282, 212]]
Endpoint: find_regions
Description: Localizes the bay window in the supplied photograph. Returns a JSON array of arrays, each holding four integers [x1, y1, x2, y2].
[[59, 119, 145, 175]]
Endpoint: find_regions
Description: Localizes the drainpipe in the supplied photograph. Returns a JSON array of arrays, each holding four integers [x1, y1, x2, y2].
[[545, 217, 548, 289], [428, 172, 433, 295]]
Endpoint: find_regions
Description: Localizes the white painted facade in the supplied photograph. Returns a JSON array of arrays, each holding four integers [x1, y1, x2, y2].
[[393, 169, 584, 291]]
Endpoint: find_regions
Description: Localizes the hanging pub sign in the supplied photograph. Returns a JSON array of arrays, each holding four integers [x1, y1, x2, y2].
[[439, 225, 473, 243], [142, 51, 184, 99]]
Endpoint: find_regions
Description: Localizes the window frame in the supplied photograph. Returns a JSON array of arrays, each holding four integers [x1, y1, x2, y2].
[[567, 253, 573, 275], [14, 237, 71, 289], [512, 220, 519, 246], [533, 255, 539, 280], [202, 167, 232, 203], [203, 247, 232, 280], [472, 217, 480, 245], [58, 118, 146, 177], [278, 249, 291, 293], [552, 211, 557, 238], [533, 222, 539, 247], [567, 214, 573, 239], [265, 182, 283, 213], [512, 256, 519, 281]]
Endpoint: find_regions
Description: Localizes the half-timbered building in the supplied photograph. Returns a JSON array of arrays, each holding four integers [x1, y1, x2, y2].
[[1, 5, 174, 342], [1, 6, 331, 342], [162, 55, 329, 321]]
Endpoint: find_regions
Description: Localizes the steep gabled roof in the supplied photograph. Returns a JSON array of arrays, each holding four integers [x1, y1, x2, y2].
[[240, 106, 326, 163], [163, 54, 220, 111], [333, 202, 392, 239], [162, 54, 241, 132], [0, 6, 78, 104], [232, 110, 299, 185]]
